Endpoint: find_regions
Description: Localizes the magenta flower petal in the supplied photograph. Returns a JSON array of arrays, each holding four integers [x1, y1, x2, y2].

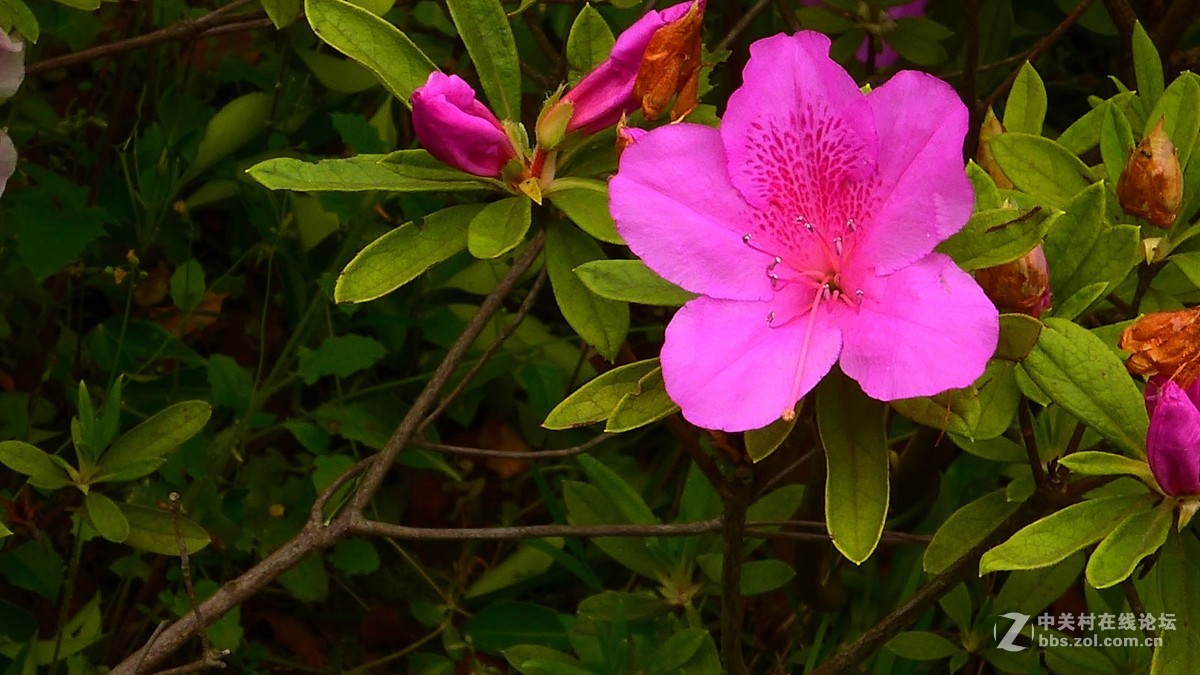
[[661, 294, 842, 431], [1147, 381, 1200, 495], [858, 71, 973, 274], [611, 123, 772, 301], [410, 73, 516, 178], [722, 32, 877, 213], [838, 253, 997, 400]]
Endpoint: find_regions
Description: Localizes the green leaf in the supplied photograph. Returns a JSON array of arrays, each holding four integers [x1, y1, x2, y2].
[[1131, 21, 1164, 113], [995, 313, 1043, 361], [795, 6, 856, 33], [994, 552, 1085, 617], [1151, 531, 1200, 674], [468, 197, 532, 259], [576, 454, 656, 525], [546, 179, 623, 244], [696, 555, 796, 595], [504, 646, 590, 675], [0, 441, 73, 489], [328, 538, 381, 575], [101, 401, 211, 469], [261, 0, 301, 27], [818, 371, 889, 564], [1021, 318, 1149, 457], [546, 223, 629, 361], [1004, 62, 1047, 135], [297, 334, 388, 384], [183, 92, 272, 183], [207, 355, 253, 416], [305, 0, 436, 106], [1043, 183, 1139, 302], [885, 632, 962, 661], [646, 629, 708, 675], [1085, 503, 1170, 588], [169, 259, 206, 315], [1052, 281, 1108, 321], [565, 4, 614, 84], [605, 367, 679, 432], [248, 153, 491, 192], [0, 0, 38, 43], [119, 503, 211, 556], [744, 411, 799, 463], [564, 481, 667, 579], [990, 133, 1094, 209], [891, 386, 981, 438], [1057, 99, 1109, 156], [84, 492, 129, 543], [574, 260, 696, 306], [444, 0, 521, 120], [335, 204, 483, 303], [979, 494, 1154, 573], [1144, 72, 1200, 170], [543, 359, 658, 429], [1100, 102, 1135, 186], [297, 48, 379, 94], [924, 488, 1020, 574], [466, 538, 564, 598], [937, 205, 1056, 271], [883, 18, 948, 66], [466, 602, 570, 654], [1059, 451, 1155, 485]]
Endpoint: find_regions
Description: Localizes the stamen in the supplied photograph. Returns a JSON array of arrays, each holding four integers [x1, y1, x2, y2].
[[742, 233, 753, 244], [833, 236, 843, 256], [781, 285, 828, 421], [766, 310, 776, 325], [846, 218, 856, 232], [855, 289, 864, 299]]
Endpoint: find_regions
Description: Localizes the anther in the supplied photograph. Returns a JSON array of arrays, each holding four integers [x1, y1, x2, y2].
[[766, 310, 776, 325], [846, 218, 856, 232], [833, 236, 843, 256], [855, 289, 864, 298], [742, 233, 752, 244]]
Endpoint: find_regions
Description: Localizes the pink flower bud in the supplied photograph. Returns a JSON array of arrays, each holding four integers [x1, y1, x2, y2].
[[0, 32, 24, 99], [410, 72, 517, 178], [1145, 377, 1200, 496], [557, 0, 703, 135]]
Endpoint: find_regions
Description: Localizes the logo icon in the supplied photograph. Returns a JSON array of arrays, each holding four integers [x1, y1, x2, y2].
[[994, 612, 1031, 652]]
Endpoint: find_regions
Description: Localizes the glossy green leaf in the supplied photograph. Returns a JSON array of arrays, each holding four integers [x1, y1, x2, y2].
[[891, 385, 981, 438], [1059, 451, 1155, 485], [696, 555, 796, 595], [563, 481, 667, 579], [335, 204, 483, 303], [183, 92, 272, 182], [1086, 503, 1170, 588], [1021, 318, 1149, 457], [261, 0, 301, 27], [297, 334, 388, 384], [468, 196, 532, 259], [565, 4, 614, 84], [84, 491, 129, 543], [605, 367, 678, 432], [745, 409, 799, 463], [207, 355, 253, 416], [1131, 21, 1164, 113], [1052, 281, 1107, 321], [504, 645, 590, 675], [1004, 62, 1047, 135], [1100, 102, 1135, 186], [972, 361, 1022, 440], [1144, 72, 1200, 170], [0, 441, 72, 490], [306, 0, 436, 106], [994, 552, 1085, 617], [101, 401, 211, 469], [1057, 99, 1108, 155], [979, 494, 1154, 573], [818, 372, 889, 564], [990, 133, 1094, 209], [169, 259, 206, 315], [885, 632, 962, 660], [546, 179, 623, 244], [1150, 531, 1200, 674], [444, 0, 521, 120], [1043, 183, 1139, 302], [545, 222, 629, 361], [466, 538, 564, 598], [576, 454, 656, 526], [249, 153, 491, 192], [543, 359, 658, 429], [297, 48, 379, 94], [994, 313, 1042, 361], [119, 503, 211, 556], [574, 259, 695, 306], [937, 205, 1056, 271], [924, 488, 1020, 574], [328, 538, 381, 575]]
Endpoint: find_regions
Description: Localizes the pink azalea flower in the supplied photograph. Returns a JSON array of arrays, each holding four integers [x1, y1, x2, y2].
[[609, 32, 998, 432], [1144, 376, 1200, 495], [0, 31, 24, 99], [410, 72, 517, 178], [801, 0, 927, 69]]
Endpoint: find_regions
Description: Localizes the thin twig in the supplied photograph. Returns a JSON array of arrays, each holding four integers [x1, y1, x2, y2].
[[1099, 0, 1138, 47], [981, 0, 1098, 112], [720, 476, 752, 675], [962, 0, 982, 159], [352, 517, 725, 540], [1019, 401, 1047, 487], [28, 0, 263, 76], [715, 0, 773, 52], [412, 432, 609, 460], [1122, 578, 1157, 642], [1153, 0, 1200, 60], [747, 529, 932, 545]]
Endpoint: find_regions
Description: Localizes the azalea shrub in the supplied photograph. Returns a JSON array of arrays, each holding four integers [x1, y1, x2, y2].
[[2, 0, 1200, 673]]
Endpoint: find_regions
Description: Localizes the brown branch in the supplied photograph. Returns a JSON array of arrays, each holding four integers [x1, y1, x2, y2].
[[411, 432, 610, 460], [715, 0, 773, 53], [720, 476, 752, 675], [1153, 0, 1200, 60], [962, 0, 982, 159], [981, 0, 1098, 112], [1019, 401, 1047, 487], [27, 0, 264, 76], [1099, 0, 1138, 47], [351, 516, 725, 540]]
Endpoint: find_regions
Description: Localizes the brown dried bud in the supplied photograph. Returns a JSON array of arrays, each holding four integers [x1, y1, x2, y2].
[[1119, 305, 1200, 387], [633, 0, 703, 122], [976, 106, 1014, 189], [974, 245, 1052, 318], [1117, 119, 1183, 228]]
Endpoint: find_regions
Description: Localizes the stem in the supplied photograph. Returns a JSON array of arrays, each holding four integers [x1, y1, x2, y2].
[[720, 474, 752, 675], [981, 0, 1098, 112], [1099, 0, 1138, 47], [49, 516, 86, 675], [1019, 401, 1047, 487], [1122, 578, 1157, 642], [961, 0, 982, 159]]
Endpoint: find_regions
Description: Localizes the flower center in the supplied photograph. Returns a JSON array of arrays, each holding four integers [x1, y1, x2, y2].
[[742, 214, 867, 420]]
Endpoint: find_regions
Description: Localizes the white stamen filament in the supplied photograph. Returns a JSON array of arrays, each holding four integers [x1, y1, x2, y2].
[[781, 283, 829, 422]]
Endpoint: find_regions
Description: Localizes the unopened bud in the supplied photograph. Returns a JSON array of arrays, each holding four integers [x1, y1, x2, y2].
[[1117, 119, 1183, 228], [1119, 305, 1200, 387], [976, 107, 1013, 189], [974, 245, 1051, 318], [633, 0, 704, 121], [536, 96, 574, 150]]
